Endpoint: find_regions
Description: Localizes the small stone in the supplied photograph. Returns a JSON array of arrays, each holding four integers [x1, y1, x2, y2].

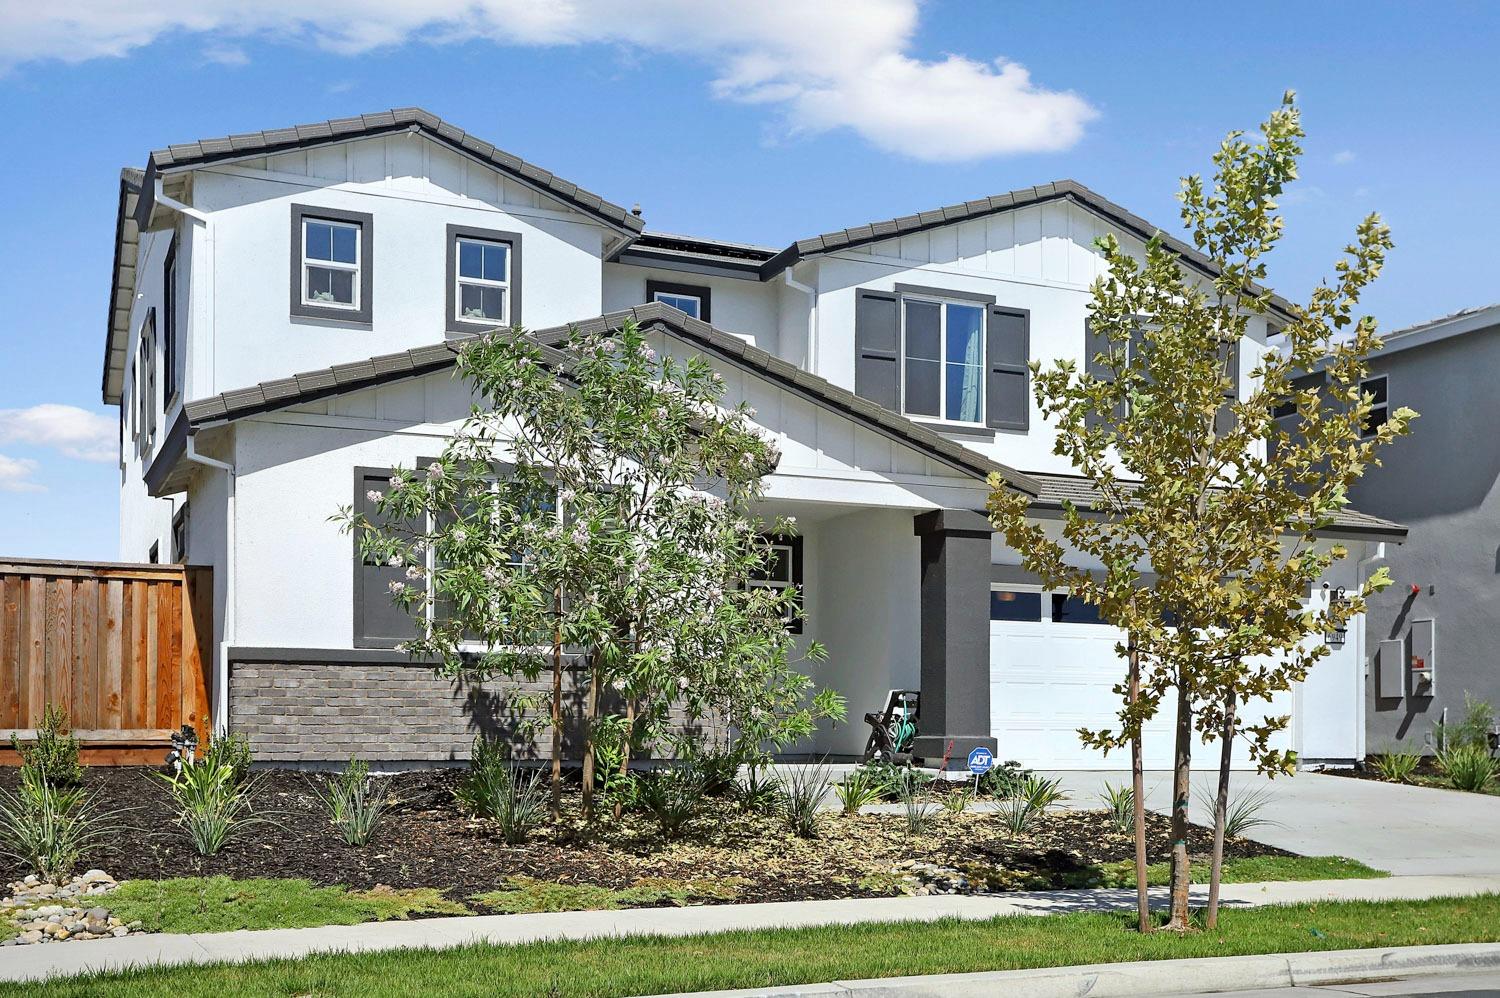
[[111, 927, 129, 938], [80, 870, 111, 884], [23, 875, 38, 886], [87, 907, 109, 922], [20, 930, 42, 944]]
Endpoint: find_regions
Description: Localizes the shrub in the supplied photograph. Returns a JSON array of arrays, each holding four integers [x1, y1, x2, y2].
[[1370, 749, 1422, 784], [1099, 780, 1137, 834], [0, 767, 119, 881], [977, 759, 1032, 799], [852, 761, 928, 801], [1194, 784, 1284, 839], [635, 768, 703, 839], [1436, 743, 1499, 793], [998, 775, 1067, 838], [455, 738, 548, 844], [685, 747, 744, 797], [9, 703, 82, 787], [158, 759, 267, 856], [1435, 692, 1496, 753], [313, 758, 393, 847], [733, 766, 782, 815], [899, 781, 938, 834], [833, 767, 890, 815], [201, 732, 254, 786], [781, 763, 830, 838]]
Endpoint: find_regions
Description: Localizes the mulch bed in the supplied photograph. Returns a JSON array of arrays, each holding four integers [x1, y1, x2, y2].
[[1, 767, 1289, 909]]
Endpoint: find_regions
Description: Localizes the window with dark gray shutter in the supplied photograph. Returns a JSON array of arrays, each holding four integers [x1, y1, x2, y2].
[[1215, 338, 1240, 436], [855, 290, 901, 410], [353, 469, 420, 648], [986, 306, 1029, 430], [1083, 318, 1127, 430]]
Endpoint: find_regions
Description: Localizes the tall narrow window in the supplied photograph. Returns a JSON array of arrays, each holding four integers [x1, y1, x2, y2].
[[1361, 375, 1389, 438], [901, 298, 985, 423], [291, 205, 373, 323], [446, 225, 522, 336], [748, 534, 804, 633], [163, 238, 179, 404]]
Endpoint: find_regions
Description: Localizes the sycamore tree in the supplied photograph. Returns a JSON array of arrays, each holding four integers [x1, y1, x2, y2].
[[340, 318, 844, 821], [986, 93, 1415, 932]]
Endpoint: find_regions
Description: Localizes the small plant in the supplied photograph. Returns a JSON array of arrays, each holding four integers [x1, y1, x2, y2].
[[9, 703, 83, 787], [635, 768, 703, 839], [1195, 784, 1284, 839], [998, 775, 1067, 838], [733, 766, 782, 815], [1099, 781, 1138, 834], [1436, 742, 1499, 793], [313, 758, 393, 847], [940, 787, 973, 816], [201, 732, 254, 785], [685, 747, 745, 797], [0, 766, 119, 881], [455, 738, 547, 844], [1370, 749, 1422, 784], [781, 762, 830, 838], [157, 759, 266, 856], [833, 767, 890, 815], [1434, 692, 1496, 754], [899, 781, 938, 835], [977, 760, 1032, 799], [852, 761, 928, 801]]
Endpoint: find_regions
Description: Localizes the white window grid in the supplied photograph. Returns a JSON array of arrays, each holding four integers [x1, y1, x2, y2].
[[302, 218, 361, 310], [455, 237, 510, 324]]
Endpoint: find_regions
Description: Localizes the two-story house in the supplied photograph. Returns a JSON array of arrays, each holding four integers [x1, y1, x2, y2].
[[105, 108, 1404, 769]]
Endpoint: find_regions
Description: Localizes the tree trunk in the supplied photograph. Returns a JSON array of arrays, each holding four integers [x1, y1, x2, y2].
[[1129, 641, 1151, 933], [1165, 688, 1195, 931], [613, 698, 636, 820], [1206, 691, 1237, 929], [580, 653, 601, 822], [549, 590, 564, 821]]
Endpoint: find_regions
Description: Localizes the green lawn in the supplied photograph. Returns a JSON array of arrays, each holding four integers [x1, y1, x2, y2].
[[7, 895, 1499, 998], [1094, 854, 1385, 888]]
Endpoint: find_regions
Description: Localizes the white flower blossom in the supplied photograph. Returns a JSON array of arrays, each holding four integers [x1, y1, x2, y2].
[[677, 676, 690, 691], [453, 528, 468, 544], [387, 476, 401, 489], [387, 581, 407, 596], [387, 554, 405, 568], [405, 565, 425, 581], [785, 516, 797, 526], [365, 489, 383, 503], [426, 462, 445, 481], [600, 339, 617, 354]]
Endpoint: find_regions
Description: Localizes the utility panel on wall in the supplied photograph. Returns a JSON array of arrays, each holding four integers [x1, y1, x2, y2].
[[1410, 618, 1436, 696], [1377, 638, 1405, 700]]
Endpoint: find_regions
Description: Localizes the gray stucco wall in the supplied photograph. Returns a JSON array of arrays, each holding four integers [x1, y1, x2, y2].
[[1350, 321, 1500, 751], [228, 653, 721, 764]]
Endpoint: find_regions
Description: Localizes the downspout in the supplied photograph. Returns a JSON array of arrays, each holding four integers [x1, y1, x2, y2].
[[783, 267, 817, 374], [1353, 540, 1388, 762], [184, 432, 234, 737]]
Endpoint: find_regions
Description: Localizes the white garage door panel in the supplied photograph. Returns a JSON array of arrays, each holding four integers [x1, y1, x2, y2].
[[990, 619, 1293, 770]]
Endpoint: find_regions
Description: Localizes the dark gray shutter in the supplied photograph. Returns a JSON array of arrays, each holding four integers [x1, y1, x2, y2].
[[1215, 338, 1240, 436], [855, 290, 901, 410], [354, 470, 420, 648], [1084, 318, 1127, 429], [986, 306, 1029, 430]]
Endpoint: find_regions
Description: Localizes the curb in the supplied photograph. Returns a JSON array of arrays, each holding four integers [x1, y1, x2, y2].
[[655, 941, 1500, 997]]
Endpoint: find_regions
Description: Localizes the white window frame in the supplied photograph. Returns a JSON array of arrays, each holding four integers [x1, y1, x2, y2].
[[900, 294, 987, 425], [301, 217, 362, 311], [453, 235, 511, 326], [652, 291, 702, 318], [988, 583, 1045, 623], [1360, 374, 1389, 439]]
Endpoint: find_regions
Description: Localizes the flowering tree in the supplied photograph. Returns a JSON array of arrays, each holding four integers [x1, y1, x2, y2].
[[987, 94, 1415, 931], [339, 318, 844, 819]]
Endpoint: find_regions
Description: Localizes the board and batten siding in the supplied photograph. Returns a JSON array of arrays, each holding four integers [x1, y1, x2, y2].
[[0, 560, 212, 765]]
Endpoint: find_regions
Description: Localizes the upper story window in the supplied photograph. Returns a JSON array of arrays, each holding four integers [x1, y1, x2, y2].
[[1361, 375, 1388, 438], [291, 204, 373, 324], [163, 237, 180, 405], [446, 225, 522, 336], [902, 296, 986, 424], [136, 309, 157, 458], [646, 279, 712, 322]]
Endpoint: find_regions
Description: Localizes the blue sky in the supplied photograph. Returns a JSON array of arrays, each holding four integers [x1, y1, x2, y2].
[[1, 1, 1496, 559]]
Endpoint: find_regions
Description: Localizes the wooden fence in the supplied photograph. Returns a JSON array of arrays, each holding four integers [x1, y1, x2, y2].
[[0, 559, 212, 766]]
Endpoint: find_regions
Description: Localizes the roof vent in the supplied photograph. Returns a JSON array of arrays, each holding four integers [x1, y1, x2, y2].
[[631, 203, 643, 217]]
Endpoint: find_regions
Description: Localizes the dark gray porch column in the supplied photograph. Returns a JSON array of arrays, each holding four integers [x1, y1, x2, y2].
[[912, 509, 998, 769]]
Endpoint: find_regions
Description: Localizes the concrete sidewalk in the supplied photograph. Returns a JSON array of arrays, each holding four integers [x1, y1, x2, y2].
[[6, 874, 1500, 985]]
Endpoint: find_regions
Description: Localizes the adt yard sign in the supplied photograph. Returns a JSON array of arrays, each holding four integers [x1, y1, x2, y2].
[[967, 747, 994, 775]]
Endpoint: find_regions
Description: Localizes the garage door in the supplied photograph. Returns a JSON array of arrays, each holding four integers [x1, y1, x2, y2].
[[988, 588, 1293, 770]]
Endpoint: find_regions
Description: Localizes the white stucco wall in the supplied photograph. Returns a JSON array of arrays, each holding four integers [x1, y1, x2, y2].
[[602, 263, 779, 352]]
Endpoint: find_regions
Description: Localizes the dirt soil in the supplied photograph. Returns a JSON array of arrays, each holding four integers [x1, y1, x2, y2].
[[0, 767, 1290, 909]]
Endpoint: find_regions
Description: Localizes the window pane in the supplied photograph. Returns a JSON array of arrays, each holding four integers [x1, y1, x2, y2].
[[905, 301, 940, 361], [946, 364, 983, 422], [904, 358, 940, 416], [459, 240, 485, 279], [946, 304, 983, 365], [990, 590, 1041, 621], [1052, 593, 1107, 624], [307, 266, 355, 305], [1364, 377, 1387, 405], [305, 221, 333, 261], [460, 283, 507, 320], [482, 243, 508, 281], [330, 224, 357, 264], [655, 293, 700, 318], [1362, 406, 1388, 438]]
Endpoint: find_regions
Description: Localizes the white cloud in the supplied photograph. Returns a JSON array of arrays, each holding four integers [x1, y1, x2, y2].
[[0, 1, 1096, 162], [1332, 149, 1356, 165], [0, 454, 43, 493], [201, 44, 249, 67], [0, 404, 116, 462]]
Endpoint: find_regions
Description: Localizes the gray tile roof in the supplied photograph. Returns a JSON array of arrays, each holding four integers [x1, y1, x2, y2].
[[758, 179, 1299, 323], [1024, 471, 1406, 539], [181, 302, 1042, 496], [145, 107, 644, 237], [102, 169, 145, 402]]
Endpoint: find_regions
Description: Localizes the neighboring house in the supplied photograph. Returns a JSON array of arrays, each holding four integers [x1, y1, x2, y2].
[[1302, 304, 1500, 753], [104, 108, 1403, 769]]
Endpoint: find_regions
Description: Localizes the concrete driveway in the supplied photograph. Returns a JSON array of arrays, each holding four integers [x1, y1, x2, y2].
[[1043, 770, 1500, 877]]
